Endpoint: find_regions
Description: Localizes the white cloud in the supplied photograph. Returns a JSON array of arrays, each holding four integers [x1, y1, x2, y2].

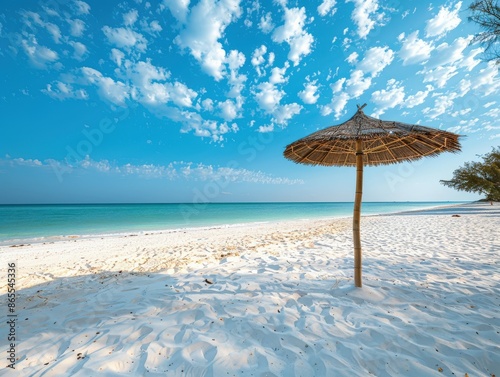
[[426, 36, 471, 68], [148, 20, 162, 33], [404, 85, 433, 108], [419, 65, 458, 88], [8, 158, 43, 167], [43, 81, 88, 101], [69, 41, 87, 60], [321, 91, 349, 118], [357, 46, 394, 77], [28, 154, 300, 184], [272, 6, 314, 66], [460, 47, 483, 71], [485, 107, 500, 118], [273, 103, 302, 125], [258, 124, 274, 133], [21, 35, 59, 68], [398, 31, 433, 65], [269, 63, 289, 84], [179, 117, 239, 142], [22, 11, 62, 44], [201, 98, 214, 112], [346, 0, 384, 39], [321, 47, 392, 119], [345, 70, 372, 97], [102, 26, 147, 52], [252, 62, 301, 127], [331, 77, 346, 93], [110, 48, 125, 67], [251, 45, 267, 76], [81, 67, 130, 106], [268, 52, 276, 66], [123, 9, 139, 26], [164, 0, 191, 23], [125, 60, 197, 108], [74, 1, 91, 15], [371, 79, 405, 117], [174, 0, 242, 81], [298, 80, 319, 104], [346, 52, 358, 64], [68, 19, 86, 37], [484, 101, 496, 108], [422, 92, 457, 119], [254, 81, 283, 113], [425, 1, 462, 38], [218, 99, 238, 121], [470, 61, 500, 95], [259, 12, 274, 33], [318, 0, 337, 16]]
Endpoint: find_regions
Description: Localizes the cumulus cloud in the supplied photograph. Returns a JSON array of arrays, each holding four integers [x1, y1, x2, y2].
[[74, 0, 91, 15], [21, 35, 59, 69], [102, 26, 148, 52], [321, 92, 349, 118], [257, 124, 274, 133], [259, 12, 274, 33], [251, 45, 267, 76], [318, 0, 337, 16], [425, 1, 462, 38], [179, 116, 239, 142], [81, 67, 130, 106], [123, 9, 139, 26], [426, 36, 472, 68], [68, 19, 86, 37], [398, 31, 433, 65], [404, 85, 433, 108], [321, 46, 393, 119], [253, 62, 302, 126], [218, 99, 239, 121], [22, 11, 62, 43], [125, 60, 197, 108], [470, 61, 500, 96], [357, 46, 394, 77], [422, 92, 458, 119], [346, 0, 385, 39], [419, 65, 458, 88], [164, 0, 191, 23], [69, 41, 88, 60], [371, 79, 405, 117], [254, 81, 284, 113], [174, 0, 242, 80], [272, 6, 314, 66], [110, 48, 125, 67], [298, 80, 319, 104]]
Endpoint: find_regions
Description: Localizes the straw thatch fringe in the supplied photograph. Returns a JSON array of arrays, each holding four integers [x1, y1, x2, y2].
[[283, 106, 462, 167]]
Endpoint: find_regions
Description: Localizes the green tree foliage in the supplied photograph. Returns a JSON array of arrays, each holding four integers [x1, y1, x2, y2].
[[441, 147, 500, 201], [468, 0, 500, 63]]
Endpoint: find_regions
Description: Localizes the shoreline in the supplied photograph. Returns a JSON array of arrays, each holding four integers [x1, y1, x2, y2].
[[0, 201, 498, 376], [0, 201, 470, 247]]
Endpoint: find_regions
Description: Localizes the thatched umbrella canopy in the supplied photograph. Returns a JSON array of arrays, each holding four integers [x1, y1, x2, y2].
[[284, 104, 462, 287]]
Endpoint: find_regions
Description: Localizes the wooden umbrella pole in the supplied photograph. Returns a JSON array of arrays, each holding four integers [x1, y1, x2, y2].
[[353, 139, 363, 287]]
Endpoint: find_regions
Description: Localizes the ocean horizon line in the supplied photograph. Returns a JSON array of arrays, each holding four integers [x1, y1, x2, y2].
[[0, 200, 472, 206]]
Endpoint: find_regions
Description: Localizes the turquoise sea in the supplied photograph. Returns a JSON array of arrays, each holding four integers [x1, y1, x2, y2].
[[0, 202, 467, 245]]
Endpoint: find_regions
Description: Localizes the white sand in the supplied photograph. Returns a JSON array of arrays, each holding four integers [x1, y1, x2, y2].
[[1, 202, 499, 376]]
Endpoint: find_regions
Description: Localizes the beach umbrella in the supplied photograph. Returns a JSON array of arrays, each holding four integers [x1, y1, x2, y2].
[[283, 104, 462, 287]]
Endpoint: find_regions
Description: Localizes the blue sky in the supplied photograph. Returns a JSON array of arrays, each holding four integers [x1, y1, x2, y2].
[[0, 0, 498, 204]]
